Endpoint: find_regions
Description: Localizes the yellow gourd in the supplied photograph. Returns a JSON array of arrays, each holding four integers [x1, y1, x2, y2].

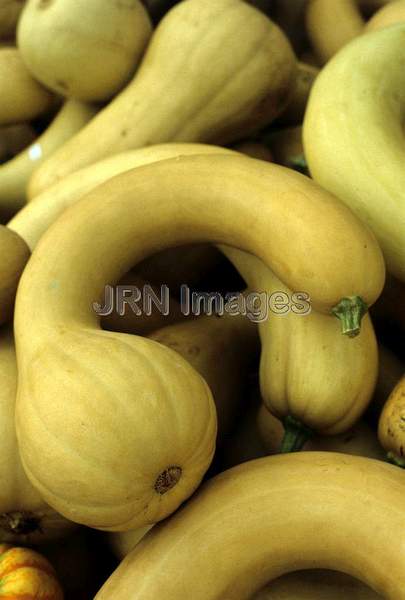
[[94, 453, 405, 599], [17, 0, 153, 101], [0, 100, 97, 221], [27, 0, 297, 197], [0, 47, 54, 126], [14, 154, 384, 530], [365, 0, 405, 31], [221, 246, 378, 446], [303, 24, 405, 282], [0, 326, 73, 545]]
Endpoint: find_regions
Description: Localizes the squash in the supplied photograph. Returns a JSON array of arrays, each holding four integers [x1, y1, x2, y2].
[[0, 100, 97, 221], [14, 154, 384, 530], [303, 24, 405, 283], [0, 543, 63, 599], [254, 570, 381, 599], [365, 0, 405, 31], [0, 326, 73, 545], [17, 0, 152, 102], [257, 405, 384, 459], [378, 374, 405, 465], [148, 313, 259, 442], [27, 0, 297, 197], [0, 225, 30, 325], [102, 271, 185, 336], [221, 246, 378, 446], [1, 144, 234, 323], [306, 0, 365, 64], [0, 47, 54, 126], [0, 1, 25, 40], [94, 452, 405, 599]]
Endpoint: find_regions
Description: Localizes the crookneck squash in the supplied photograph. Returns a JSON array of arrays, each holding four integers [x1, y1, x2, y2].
[[0, 326, 73, 545], [27, 0, 297, 196], [94, 453, 405, 599], [14, 154, 383, 530]]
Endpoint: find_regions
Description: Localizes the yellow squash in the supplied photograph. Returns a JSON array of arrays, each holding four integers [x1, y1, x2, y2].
[[365, 0, 405, 31], [221, 246, 378, 446], [0, 99, 97, 221], [0, 326, 73, 545], [27, 0, 296, 196], [14, 154, 384, 530], [17, 0, 152, 101], [94, 453, 405, 599], [0, 47, 54, 126], [304, 24, 405, 282]]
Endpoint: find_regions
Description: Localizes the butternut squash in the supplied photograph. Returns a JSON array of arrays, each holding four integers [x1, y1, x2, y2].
[[0, 224, 29, 325], [221, 246, 378, 444], [378, 374, 405, 465], [0, 326, 73, 545], [365, 0, 405, 30], [17, 0, 152, 102], [303, 24, 405, 282], [94, 452, 405, 599], [0, 100, 97, 221], [254, 570, 381, 599], [14, 154, 384, 530], [0, 543, 63, 599], [0, 47, 54, 125], [27, 0, 297, 197]]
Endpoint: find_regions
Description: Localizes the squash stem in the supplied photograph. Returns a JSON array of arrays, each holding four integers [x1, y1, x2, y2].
[[280, 415, 313, 453], [387, 452, 405, 468], [332, 296, 368, 337]]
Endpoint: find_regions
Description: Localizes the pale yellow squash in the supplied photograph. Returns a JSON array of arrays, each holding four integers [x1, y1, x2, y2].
[[0, 99, 97, 221], [27, 0, 296, 196], [17, 0, 152, 101], [0, 47, 54, 125], [14, 154, 384, 530], [0, 326, 73, 545], [304, 24, 405, 282], [94, 453, 405, 599], [221, 246, 378, 441]]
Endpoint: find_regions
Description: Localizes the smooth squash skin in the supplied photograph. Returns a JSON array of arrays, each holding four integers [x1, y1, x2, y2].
[[14, 155, 384, 530], [0, 326, 73, 545], [365, 0, 405, 31], [306, 0, 365, 64], [0, 225, 30, 325], [0, 543, 63, 599], [378, 374, 405, 465], [254, 570, 381, 600], [0, 100, 97, 221], [0, 47, 54, 126], [303, 24, 405, 283], [27, 0, 297, 197], [94, 452, 405, 599], [17, 0, 153, 102], [221, 246, 378, 439]]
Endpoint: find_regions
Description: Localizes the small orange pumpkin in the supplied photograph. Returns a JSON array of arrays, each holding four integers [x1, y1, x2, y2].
[[0, 543, 63, 599]]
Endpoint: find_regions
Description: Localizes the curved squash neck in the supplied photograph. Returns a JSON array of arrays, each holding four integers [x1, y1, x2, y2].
[[15, 155, 382, 339]]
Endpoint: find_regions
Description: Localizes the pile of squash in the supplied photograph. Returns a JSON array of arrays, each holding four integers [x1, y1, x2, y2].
[[0, 0, 404, 598]]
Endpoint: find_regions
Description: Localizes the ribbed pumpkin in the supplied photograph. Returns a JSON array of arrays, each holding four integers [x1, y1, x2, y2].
[[0, 543, 63, 599]]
